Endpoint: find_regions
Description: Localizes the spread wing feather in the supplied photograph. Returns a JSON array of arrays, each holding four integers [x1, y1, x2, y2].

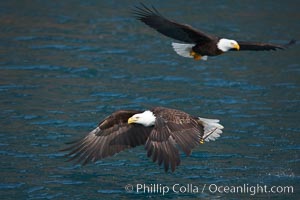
[[145, 107, 203, 172], [132, 3, 216, 43], [232, 40, 296, 51], [62, 110, 152, 165]]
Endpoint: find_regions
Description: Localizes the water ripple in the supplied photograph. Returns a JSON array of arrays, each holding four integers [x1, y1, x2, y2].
[[97, 189, 123, 194], [0, 182, 24, 189], [1, 1, 299, 199]]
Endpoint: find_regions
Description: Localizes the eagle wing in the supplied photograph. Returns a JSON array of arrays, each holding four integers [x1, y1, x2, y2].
[[232, 40, 296, 51], [132, 3, 216, 44], [62, 110, 152, 165], [145, 107, 202, 172]]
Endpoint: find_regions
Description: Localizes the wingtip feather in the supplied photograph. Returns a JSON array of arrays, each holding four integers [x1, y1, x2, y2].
[[285, 39, 296, 48]]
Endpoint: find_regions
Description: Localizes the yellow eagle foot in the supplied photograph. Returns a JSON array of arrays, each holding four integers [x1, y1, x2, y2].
[[190, 51, 202, 60]]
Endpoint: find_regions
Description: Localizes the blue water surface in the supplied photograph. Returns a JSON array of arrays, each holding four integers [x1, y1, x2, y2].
[[0, 0, 299, 199]]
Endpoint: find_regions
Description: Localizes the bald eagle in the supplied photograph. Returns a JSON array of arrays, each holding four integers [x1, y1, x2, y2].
[[132, 4, 295, 61], [63, 107, 224, 172]]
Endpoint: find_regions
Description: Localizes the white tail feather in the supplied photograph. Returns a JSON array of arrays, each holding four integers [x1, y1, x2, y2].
[[199, 117, 224, 142], [201, 56, 208, 61], [171, 42, 209, 60], [171, 42, 194, 58]]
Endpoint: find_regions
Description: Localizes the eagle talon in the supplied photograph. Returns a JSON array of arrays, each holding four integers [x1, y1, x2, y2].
[[190, 51, 201, 60], [190, 51, 196, 56], [193, 54, 201, 60], [200, 138, 204, 144]]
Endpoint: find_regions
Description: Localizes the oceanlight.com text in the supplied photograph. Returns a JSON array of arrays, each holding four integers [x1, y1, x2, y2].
[[124, 183, 294, 196]]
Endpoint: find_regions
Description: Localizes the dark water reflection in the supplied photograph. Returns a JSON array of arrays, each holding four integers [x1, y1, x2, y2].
[[1, 0, 299, 199]]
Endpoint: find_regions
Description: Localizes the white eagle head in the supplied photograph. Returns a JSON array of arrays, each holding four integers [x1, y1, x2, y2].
[[127, 110, 156, 127], [217, 38, 240, 52]]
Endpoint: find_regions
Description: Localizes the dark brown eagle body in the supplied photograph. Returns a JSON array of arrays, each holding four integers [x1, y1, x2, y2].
[[62, 107, 223, 172], [193, 41, 223, 56], [144, 107, 203, 171]]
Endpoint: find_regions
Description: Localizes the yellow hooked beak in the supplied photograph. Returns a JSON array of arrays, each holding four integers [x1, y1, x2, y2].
[[128, 117, 136, 124], [234, 43, 240, 50]]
